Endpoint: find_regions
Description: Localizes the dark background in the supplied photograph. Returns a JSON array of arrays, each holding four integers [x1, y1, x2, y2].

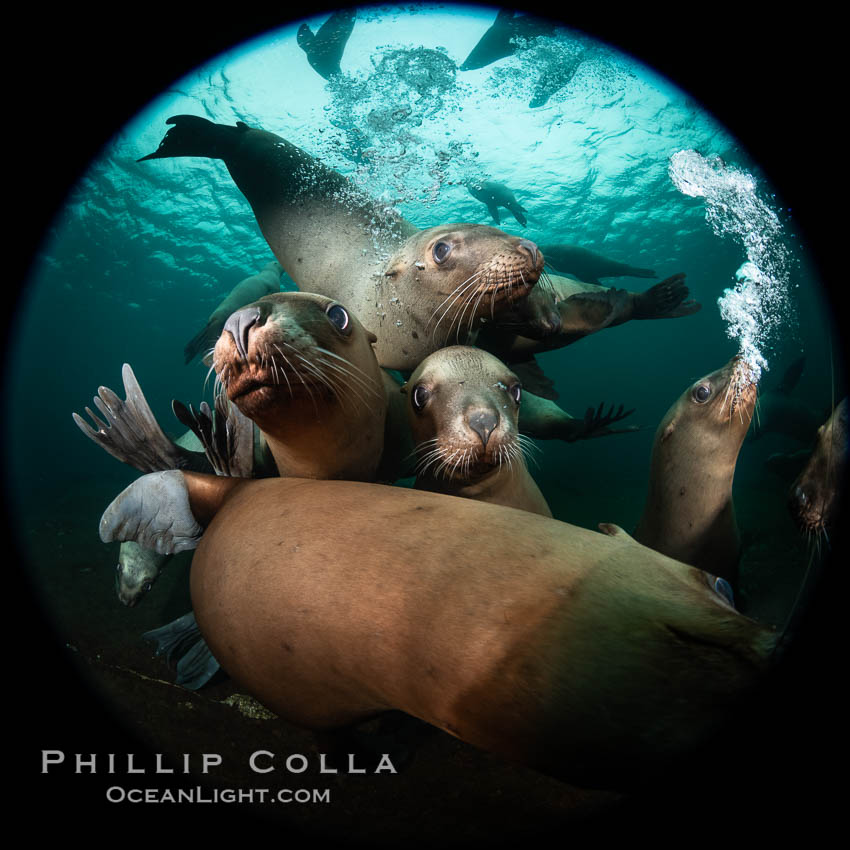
[[6, 2, 845, 842]]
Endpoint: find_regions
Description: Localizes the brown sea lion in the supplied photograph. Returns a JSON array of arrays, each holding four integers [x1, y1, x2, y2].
[[789, 397, 847, 537], [99, 472, 775, 790], [403, 346, 550, 516], [183, 259, 282, 364], [632, 356, 758, 585], [139, 116, 543, 370]]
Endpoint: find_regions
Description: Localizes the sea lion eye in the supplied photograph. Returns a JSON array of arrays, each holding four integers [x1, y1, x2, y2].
[[432, 241, 452, 264], [693, 384, 711, 403], [412, 385, 431, 411], [713, 577, 735, 607], [142, 581, 152, 594], [509, 383, 522, 404], [326, 304, 351, 335]]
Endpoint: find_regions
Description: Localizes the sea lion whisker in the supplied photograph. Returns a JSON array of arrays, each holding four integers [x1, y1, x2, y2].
[[270, 346, 295, 397], [434, 278, 485, 342], [428, 268, 485, 324], [429, 273, 485, 337], [313, 347, 383, 397], [312, 352, 382, 399]]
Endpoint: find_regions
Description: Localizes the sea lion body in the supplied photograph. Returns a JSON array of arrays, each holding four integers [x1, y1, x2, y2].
[[633, 356, 758, 582], [140, 117, 543, 370], [188, 476, 774, 789], [184, 260, 282, 363], [539, 243, 656, 285], [404, 346, 550, 516], [790, 397, 847, 535]]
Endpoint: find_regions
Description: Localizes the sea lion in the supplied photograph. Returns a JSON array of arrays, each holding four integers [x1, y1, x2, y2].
[[139, 116, 544, 370], [404, 346, 550, 516], [99, 472, 775, 790], [789, 397, 847, 537], [466, 180, 527, 227], [116, 541, 171, 608], [632, 356, 758, 585], [296, 10, 356, 80], [748, 355, 822, 443], [183, 260, 282, 364], [459, 10, 553, 71], [539, 243, 657, 285]]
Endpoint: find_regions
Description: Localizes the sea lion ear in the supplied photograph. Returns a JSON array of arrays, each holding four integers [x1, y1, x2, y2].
[[660, 421, 676, 443], [384, 256, 405, 278], [366, 330, 378, 344], [400, 382, 408, 394]]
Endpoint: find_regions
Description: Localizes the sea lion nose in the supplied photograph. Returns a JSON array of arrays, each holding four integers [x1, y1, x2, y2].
[[468, 410, 499, 447], [517, 239, 539, 266], [223, 306, 262, 360]]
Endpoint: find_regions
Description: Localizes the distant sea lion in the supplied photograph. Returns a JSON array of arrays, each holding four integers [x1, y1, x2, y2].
[[184, 260, 282, 364], [633, 356, 758, 585], [296, 9, 356, 80], [539, 243, 656, 285], [748, 355, 822, 444], [404, 346, 550, 516], [459, 10, 552, 71], [467, 180, 527, 227], [100, 472, 775, 790], [139, 116, 543, 370], [789, 397, 847, 537]]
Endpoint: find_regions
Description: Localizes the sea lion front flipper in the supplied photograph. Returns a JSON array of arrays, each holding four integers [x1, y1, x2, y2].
[[558, 288, 632, 334], [633, 273, 701, 319], [73, 364, 203, 474], [486, 201, 501, 225], [172, 394, 253, 478], [99, 470, 204, 555], [142, 611, 222, 690], [577, 402, 639, 440]]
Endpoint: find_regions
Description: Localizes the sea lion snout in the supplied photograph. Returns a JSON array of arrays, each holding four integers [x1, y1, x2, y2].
[[223, 306, 263, 360], [517, 238, 540, 267], [467, 408, 500, 447]]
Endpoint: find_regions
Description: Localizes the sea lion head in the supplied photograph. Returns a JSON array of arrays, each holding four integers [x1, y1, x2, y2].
[[212, 292, 384, 433], [403, 345, 529, 480], [789, 397, 847, 536], [657, 355, 759, 457], [384, 224, 544, 344], [115, 542, 164, 608]]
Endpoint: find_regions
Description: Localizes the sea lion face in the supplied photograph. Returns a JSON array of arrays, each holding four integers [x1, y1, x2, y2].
[[115, 545, 162, 608], [790, 398, 847, 535], [659, 356, 759, 453], [384, 224, 544, 343], [212, 292, 383, 431], [404, 346, 526, 480]]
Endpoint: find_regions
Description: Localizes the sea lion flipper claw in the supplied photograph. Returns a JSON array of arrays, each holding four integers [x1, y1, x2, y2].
[[170, 397, 252, 478], [99, 470, 203, 555]]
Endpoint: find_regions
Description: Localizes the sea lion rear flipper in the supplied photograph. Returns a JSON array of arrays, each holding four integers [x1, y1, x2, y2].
[[73, 363, 201, 474], [511, 357, 558, 400], [142, 611, 222, 690], [507, 203, 527, 227], [172, 394, 253, 478]]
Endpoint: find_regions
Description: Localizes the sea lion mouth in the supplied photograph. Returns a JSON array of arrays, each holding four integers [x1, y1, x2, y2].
[[413, 434, 535, 481], [721, 358, 759, 423]]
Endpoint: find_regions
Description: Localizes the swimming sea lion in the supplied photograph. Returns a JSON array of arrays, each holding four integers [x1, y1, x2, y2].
[[747, 355, 822, 443], [99, 471, 775, 790], [633, 356, 758, 584], [466, 180, 527, 227], [139, 116, 544, 370], [296, 10, 356, 80], [183, 260, 282, 364], [539, 243, 657, 285], [459, 10, 552, 71], [404, 346, 550, 516], [789, 397, 847, 537]]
